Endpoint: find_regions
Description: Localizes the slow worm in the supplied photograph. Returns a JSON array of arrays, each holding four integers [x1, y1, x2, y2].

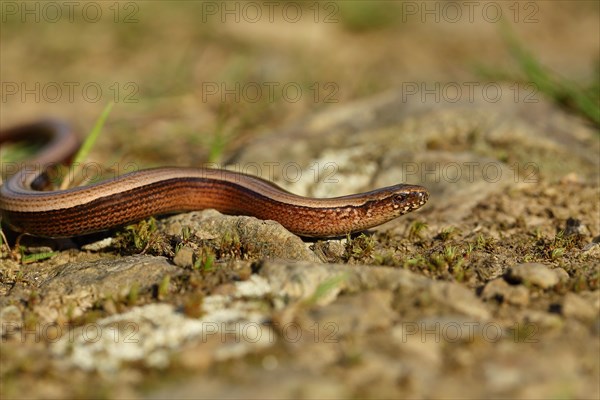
[[0, 120, 429, 238]]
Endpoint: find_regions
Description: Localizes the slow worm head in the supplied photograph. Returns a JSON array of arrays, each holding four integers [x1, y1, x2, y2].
[[0, 120, 429, 238]]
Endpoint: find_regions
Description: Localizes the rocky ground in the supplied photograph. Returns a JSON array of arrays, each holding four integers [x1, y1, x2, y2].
[[1, 2, 599, 399]]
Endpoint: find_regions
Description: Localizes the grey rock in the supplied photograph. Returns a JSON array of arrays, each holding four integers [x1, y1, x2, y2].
[[34, 256, 182, 323], [259, 261, 431, 305], [260, 261, 490, 320], [160, 210, 319, 262], [305, 290, 395, 336]]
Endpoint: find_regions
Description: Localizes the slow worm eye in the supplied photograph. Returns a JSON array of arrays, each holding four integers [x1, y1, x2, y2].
[[393, 193, 409, 205]]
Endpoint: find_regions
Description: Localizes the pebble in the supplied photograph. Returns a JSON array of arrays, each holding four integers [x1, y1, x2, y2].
[[564, 217, 586, 236], [562, 292, 598, 321], [429, 282, 491, 320], [507, 263, 559, 289], [582, 240, 600, 255], [0, 305, 23, 332], [173, 246, 195, 268], [81, 237, 114, 251], [553, 267, 570, 283], [481, 278, 530, 306], [520, 310, 563, 330]]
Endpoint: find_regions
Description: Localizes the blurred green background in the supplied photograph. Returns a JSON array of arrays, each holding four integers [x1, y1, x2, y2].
[[1, 1, 598, 165]]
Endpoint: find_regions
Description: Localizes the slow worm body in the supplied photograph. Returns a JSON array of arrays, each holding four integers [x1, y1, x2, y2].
[[0, 120, 429, 238]]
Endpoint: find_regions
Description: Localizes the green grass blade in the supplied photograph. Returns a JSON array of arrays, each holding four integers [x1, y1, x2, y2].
[[479, 23, 599, 127], [60, 102, 114, 189], [72, 102, 115, 167]]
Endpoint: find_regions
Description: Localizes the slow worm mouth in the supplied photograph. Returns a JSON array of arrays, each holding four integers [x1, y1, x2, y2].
[[1, 120, 430, 238]]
